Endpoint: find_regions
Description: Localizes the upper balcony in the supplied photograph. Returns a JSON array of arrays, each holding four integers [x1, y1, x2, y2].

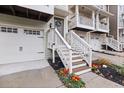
[[118, 6, 124, 29], [96, 13, 109, 33], [84, 5, 113, 17], [54, 5, 68, 17], [96, 5, 109, 12], [69, 5, 95, 31]]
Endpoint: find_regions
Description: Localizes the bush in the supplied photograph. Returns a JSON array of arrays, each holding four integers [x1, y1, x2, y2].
[[93, 58, 111, 66], [57, 68, 85, 88], [109, 64, 124, 76]]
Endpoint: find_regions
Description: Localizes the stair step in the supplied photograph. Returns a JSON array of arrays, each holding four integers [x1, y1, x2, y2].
[[72, 56, 82, 60], [72, 54, 81, 58], [72, 61, 86, 66], [72, 52, 80, 55], [72, 66, 91, 75], [72, 59, 82, 62], [72, 61, 87, 68]]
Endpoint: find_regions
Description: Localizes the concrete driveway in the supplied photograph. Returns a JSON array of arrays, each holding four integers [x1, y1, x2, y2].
[[0, 66, 64, 88]]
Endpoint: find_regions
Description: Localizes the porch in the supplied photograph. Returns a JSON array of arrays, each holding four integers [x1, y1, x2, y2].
[[69, 5, 95, 31]]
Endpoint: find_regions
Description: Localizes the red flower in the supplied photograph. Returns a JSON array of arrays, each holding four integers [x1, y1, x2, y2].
[[63, 68, 69, 75], [92, 63, 99, 68], [71, 75, 80, 81]]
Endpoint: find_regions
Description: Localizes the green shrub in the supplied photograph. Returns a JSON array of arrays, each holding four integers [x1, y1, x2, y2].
[[109, 64, 124, 76]]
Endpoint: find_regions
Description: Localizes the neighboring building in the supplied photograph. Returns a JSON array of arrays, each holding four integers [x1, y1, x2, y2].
[[69, 5, 112, 51], [109, 5, 124, 50]]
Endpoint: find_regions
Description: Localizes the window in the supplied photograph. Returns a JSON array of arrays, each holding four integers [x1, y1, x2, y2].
[[24, 29, 40, 35], [1, 27, 6, 32], [13, 28, 18, 33], [7, 28, 12, 33], [0, 27, 18, 33]]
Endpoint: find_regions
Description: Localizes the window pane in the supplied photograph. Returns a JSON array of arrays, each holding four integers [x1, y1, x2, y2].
[[13, 28, 18, 33], [33, 31, 36, 35], [37, 31, 40, 35], [1, 27, 6, 32], [7, 28, 12, 32]]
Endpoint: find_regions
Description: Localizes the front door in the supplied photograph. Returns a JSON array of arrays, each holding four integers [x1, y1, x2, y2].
[[54, 17, 64, 37]]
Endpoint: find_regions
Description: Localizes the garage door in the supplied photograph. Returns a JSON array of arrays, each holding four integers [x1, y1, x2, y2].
[[0, 25, 44, 64]]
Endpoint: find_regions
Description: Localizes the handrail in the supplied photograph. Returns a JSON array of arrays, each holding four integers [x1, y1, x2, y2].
[[71, 31, 92, 49], [55, 28, 72, 50], [53, 28, 72, 73], [67, 31, 92, 67], [107, 37, 123, 51]]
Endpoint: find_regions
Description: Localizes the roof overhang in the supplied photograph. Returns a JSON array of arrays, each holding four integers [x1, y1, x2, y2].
[[0, 5, 53, 22], [84, 5, 114, 16]]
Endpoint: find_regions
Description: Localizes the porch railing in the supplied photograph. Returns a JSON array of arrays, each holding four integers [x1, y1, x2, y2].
[[79, 15, 93, 27], [106, 37, 123, 51], [53, 28, 72, 73], [69, 14, 93, 28], [67, 31, 92, 67], [99, 22, 108, 31]]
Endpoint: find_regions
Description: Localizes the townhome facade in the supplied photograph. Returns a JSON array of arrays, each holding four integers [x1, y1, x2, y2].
[[69, 5, 112, 51], [109, 5, 124, 51], [0, 5, 93, 76], [1, 5, 123, 77]]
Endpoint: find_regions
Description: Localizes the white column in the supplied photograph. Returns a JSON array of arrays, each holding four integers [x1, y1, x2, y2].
[[107, 16, 109, 32], [87, 32, 91, 44], [52, 29, 55, 63], [92, 11, 95, 28], [75, 5, 79, 24], [96, 12, 99, 30]]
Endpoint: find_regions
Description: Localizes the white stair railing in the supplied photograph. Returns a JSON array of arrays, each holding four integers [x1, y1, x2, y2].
[[52, 28, 72, 73], [67, 31, 92, 67], [106, 37, 123, 51]]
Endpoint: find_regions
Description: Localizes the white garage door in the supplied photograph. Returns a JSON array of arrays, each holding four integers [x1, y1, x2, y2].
[[0, 25, 45, 64]]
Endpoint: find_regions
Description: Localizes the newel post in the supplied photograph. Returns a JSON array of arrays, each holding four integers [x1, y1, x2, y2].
[[52, 28, 55, 63], [69, 49, 72, 74]]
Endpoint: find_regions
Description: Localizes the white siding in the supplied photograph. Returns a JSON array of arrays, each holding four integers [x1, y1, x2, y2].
[[20, 5, 54, 15]]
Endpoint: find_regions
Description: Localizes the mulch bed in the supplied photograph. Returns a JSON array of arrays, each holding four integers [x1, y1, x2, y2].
[[48, 57, 64, 70], [94, 66, 124, 86]]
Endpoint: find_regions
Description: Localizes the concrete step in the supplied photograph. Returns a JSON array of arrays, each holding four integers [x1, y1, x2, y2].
[[72, 66, 91, 75], [72, 61, 87, 68]]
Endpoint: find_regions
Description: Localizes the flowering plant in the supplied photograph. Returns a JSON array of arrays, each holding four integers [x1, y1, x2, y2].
[[57, 68, 85, 88]]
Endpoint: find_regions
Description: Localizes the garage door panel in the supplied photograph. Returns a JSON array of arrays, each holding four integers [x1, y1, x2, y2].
[[0, 26, 45, 64]]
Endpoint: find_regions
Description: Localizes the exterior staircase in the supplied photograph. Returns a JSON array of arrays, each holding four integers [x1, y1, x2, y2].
[[47, 28, 92, 75], [106, 37, 123, 52], [71, 51, 91, 75]]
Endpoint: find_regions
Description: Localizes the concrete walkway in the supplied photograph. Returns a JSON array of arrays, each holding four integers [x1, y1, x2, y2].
[[0, 65, 123, 88], [80, 72, 124, 88], [0, 66, 64, 88], [93, 52, 124, 66], [95, 50, 124, 57]]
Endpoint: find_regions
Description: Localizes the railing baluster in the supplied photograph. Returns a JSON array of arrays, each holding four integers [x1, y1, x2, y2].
[[67, 31, 92, 67]]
